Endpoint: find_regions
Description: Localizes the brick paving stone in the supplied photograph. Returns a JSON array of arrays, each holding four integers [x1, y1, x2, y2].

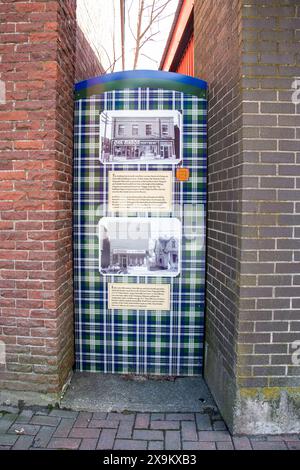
[[108, 412, 135, 422], [97, 428, 117, 450], [150, 420, 179, 430], [9, 423, 40, 436], [35, 410, 50, 416], [181, 421, 198, 441], [195, 413, 212, 431], [213, 421, 227, 431], [15, 409, 34, 424], [88, 419, 118, 429], [251, 441, 287, 450], [114, 439, 147, 450], [69, 427, 101, 439], [92, 412, 107, 420], [148, 441, 164, 450], [74, 411, 92, 428], [80, 438, 98, 450], [117, 421, 134, 439], [49, 409, 78, 419], [0, 414, 18, 433], [166, 413, 194, 421], [133, 430, 163, 441], [30, 415, 60, 427], [216, 441, 234, 450], [182, 441, 216, 450], [0, 406, 299, 451], [232, 436, 252, 450], [53, 418, 75, 438], [13, 435, 35, 450], [198, 431, 232, 442], [286, 441, 300, 450], [135, 413, 150, 429], [151, 413, 165, 421], [48, 438, 81, 450], [0, 434, 18, 446], [165, 430, 181, 450], [32, 426, 55, 449]]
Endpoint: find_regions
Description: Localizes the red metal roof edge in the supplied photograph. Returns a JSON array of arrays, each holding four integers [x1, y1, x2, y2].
[[159, 0, 184, 70]]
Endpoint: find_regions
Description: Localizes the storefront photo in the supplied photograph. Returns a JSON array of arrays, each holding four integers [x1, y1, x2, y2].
[[100, 110, 182, 164]]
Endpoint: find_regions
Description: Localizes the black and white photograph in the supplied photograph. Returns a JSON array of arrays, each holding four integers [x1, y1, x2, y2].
[[100, 110, 182, 164], [98, 217, 181, 277]]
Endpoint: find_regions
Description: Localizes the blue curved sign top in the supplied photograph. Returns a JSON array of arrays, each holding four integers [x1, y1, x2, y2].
[[75, 70, 207, 100]]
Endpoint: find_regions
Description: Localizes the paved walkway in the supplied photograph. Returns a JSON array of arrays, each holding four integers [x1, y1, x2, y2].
[[1, 405, 300, 450]]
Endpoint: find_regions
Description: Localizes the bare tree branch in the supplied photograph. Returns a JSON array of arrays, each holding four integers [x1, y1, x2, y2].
[[129, 0, 174, 70], [103, 52, 123, 74], [132, 0, 145, 69], [139, 30, 160, 50], [141, 52, 159, 64], [128, 0, 137, 41]]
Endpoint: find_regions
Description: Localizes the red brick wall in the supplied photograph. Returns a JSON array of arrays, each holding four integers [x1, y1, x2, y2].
[[76, 26, 104, 82], [0, 0, 102, 398]]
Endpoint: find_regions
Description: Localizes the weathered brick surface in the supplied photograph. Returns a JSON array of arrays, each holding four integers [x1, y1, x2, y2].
[[47, 437, 81, 450], [165, 430, 181, 450], [194, 0, 243, 427], [135, 412, 150, 428], [114, 439, 147, 450], [181, 420, 198, 441], [232, 436, 252, 450], [96, 428, 117, 450], [53, 417, 76, 437], [148, 441, 164, 450], [12, 435, 35, 450], [74, 411, 92, 428], [1, 408, 300, 450], [69, 426, 101, 439], [195, 0, 300, 433], [0, 0, 102, 396], [79, 438, 98, 450], [238, 0, 300, 390], [75, 26, 104, 82]]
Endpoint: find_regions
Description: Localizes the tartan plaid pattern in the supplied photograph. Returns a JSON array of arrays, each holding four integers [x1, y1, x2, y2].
[[74, 88, 207, 375]]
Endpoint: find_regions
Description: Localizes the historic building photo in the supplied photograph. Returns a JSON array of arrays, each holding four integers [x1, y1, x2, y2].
[[100, 110, 182, 164], [98, 217, 181, 276]]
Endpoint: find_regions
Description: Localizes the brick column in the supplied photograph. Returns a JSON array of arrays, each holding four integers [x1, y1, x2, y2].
[[0, 0, 76, 402], [195, 0, 300, 434]]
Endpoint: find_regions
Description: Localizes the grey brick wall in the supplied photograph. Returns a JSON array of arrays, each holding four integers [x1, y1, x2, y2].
[[194, 0, 243, 429], [195, 0, 300, 434], [239, 0, 300, 390]]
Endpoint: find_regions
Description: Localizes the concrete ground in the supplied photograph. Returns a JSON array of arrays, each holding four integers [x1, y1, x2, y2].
[[0, 373, 300, 450], [61, 373, 216, 412]]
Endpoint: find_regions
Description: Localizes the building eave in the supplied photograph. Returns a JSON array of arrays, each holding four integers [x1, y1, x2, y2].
[[159, 0, 194, 72]]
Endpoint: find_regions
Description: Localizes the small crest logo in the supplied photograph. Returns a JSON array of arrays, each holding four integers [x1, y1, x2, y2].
[[176, 168, 190, 181]]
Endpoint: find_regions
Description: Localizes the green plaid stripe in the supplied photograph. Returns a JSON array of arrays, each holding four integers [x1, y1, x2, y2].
[[74, 87, 207, 375]]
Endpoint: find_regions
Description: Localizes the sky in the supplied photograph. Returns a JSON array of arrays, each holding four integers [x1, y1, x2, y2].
[[77, 0, 179, 72]]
